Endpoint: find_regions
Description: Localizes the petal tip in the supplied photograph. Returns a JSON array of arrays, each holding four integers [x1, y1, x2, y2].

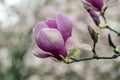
[[32, 49, 53, 58]]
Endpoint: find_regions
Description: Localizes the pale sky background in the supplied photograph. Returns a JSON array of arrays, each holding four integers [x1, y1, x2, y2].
[[0, 0, 21, 28], [0, 0, 120, 28]]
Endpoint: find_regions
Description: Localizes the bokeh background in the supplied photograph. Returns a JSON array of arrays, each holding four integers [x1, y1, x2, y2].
[[0, 0, 120, 80]]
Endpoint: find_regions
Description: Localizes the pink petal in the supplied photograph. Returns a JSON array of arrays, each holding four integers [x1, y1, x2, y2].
[[45, 18, 58, 29], [56, 12, 72, 42], [33, 22, 48, 39], [88, 9, 100, 25], [33, 49, 53, 58], [36, 28, 67, 58], [86, 0, 103, 10], [82, 0, 103, 11]]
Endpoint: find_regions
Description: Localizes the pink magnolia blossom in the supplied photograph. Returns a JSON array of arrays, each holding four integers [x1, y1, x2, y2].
[[81, 0, 104, 11], [33, 12, 72, 60]]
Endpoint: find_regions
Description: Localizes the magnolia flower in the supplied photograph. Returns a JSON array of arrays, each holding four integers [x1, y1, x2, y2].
[[81, 0, 104, 11], [33, 12, 72, 60], [88, 9, 100, 25]]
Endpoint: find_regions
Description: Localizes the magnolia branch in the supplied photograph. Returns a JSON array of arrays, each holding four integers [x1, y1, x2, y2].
[[107, 26, 120, 36], [67, 0, 120, 64], [69, 53, 120, 63]]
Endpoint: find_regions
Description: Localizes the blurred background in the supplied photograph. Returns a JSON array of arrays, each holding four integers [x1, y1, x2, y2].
[[0, 0, 120, 80]]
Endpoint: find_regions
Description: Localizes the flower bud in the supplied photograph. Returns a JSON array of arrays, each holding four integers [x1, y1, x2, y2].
[[88, 9, 100, 25], [88, 25, 99, 43]]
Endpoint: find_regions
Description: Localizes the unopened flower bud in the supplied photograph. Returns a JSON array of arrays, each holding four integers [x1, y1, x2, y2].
[[88, 9, 100, 26], [88, 25, 99, 43]]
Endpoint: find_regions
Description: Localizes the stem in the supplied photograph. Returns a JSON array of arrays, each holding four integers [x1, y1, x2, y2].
[[100, 9, 107, 24], [101, 12, 120, 36], [107, 26, 120, 36], [108, 34, 116, 48], [101, 6, 108, 24], [102, 14, 107, 24], [69, 53, 120, 63], [92, 42, 97, 56]]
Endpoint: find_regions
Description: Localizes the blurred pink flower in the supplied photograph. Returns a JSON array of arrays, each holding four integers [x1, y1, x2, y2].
[[81, 0, 104, 11]]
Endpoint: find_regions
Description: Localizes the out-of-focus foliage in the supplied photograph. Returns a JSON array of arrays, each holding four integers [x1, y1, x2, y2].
[[0, 0, 120, 80]]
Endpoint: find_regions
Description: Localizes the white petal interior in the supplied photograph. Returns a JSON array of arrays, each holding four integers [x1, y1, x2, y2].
[[42, 28, 64, 43]]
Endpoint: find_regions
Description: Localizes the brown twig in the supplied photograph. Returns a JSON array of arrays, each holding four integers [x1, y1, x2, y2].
[[69, 53, 120, 63]]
